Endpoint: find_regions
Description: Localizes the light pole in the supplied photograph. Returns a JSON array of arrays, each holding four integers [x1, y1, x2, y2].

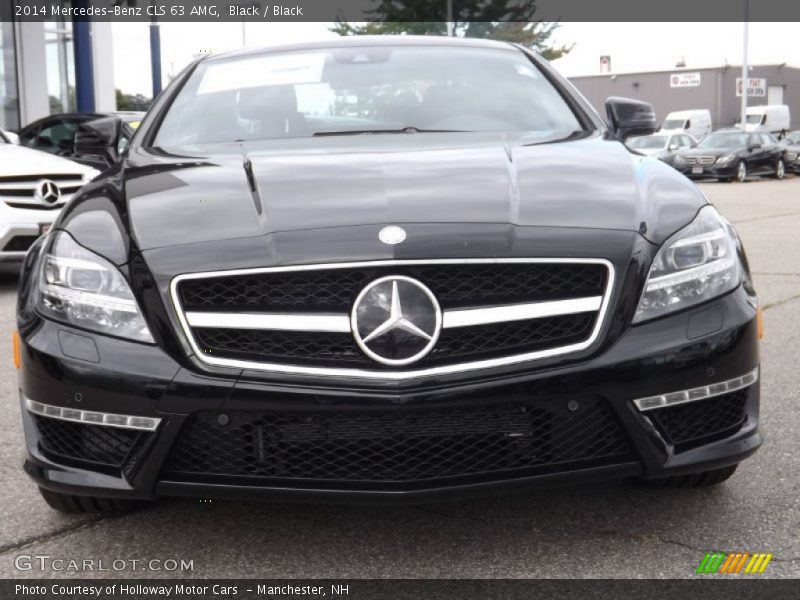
[[740, 1, 749, 128], [446, 0, 454, 36]]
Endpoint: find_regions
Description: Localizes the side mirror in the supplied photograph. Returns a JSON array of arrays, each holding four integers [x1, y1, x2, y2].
[[605, 97, 657, 141], [668, 143, 679, 151], [749, 143, 762, 152], [75, 116, 124, 166]]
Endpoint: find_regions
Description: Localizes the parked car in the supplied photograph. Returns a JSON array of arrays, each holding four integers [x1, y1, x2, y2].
[[0, 132, 97, 273], [16, 37, 761, 513], [736, 104, 791, 138], [674, 130, 785, 182], [660, 109, 712, 140], [627, 132, 697, 166], [16, 111, 143, 170], [780, 130, 800, 174]]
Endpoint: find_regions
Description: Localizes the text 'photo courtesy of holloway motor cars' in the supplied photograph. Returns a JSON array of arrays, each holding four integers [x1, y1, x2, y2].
[[14, 36, 762, 514]]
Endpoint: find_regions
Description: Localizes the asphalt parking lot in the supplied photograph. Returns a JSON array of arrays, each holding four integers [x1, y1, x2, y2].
[[0, 177, 798, 579]]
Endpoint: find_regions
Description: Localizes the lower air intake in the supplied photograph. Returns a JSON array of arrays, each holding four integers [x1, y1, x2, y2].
[[646, 389, 749, 451], [34, 415, 144, 470], [165, 399, 633, 486]]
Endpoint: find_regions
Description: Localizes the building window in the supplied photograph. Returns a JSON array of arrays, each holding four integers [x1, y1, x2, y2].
[[0, 12, 20, 129], [44, 18, 76, 114]]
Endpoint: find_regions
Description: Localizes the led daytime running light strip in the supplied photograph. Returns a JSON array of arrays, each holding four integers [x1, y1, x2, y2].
[[633, 367, 759, 412], [25, 397, 161, 431], [40, 283, 140, 313], [644, 256, 735, 291]]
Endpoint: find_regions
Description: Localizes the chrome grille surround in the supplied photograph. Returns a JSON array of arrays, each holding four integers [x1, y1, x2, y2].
[[170, 258, 615, 380]]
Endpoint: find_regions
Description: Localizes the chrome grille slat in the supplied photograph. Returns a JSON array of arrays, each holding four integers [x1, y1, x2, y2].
[[684, 156, 716, 166], [171, 259, 615, 380]]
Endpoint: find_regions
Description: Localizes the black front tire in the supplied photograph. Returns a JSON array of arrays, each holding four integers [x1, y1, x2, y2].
[[640, 464, 739, 489], [39, 488, 142, 514]]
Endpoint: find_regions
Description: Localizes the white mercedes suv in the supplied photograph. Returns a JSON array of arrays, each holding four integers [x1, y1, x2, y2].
[[0, 128, 97, 273]]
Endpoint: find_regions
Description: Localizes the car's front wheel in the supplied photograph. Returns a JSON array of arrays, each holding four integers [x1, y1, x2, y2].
[[38, 488, 142, 514], [735, 160, 747, 182], [640, 464, 738, 489], [774, 158, 786, 180]]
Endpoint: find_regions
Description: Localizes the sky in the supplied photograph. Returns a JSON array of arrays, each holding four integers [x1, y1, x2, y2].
[[111, 21, 800, 96]]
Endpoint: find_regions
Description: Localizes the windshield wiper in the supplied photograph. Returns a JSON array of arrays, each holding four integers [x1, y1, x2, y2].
[[313, 127, 469, 137]]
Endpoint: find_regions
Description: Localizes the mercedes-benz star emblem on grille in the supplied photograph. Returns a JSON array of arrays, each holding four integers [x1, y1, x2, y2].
[[35, 180, 61, 204], [351, 275, 442, 366], [378, 225, 406, 245]]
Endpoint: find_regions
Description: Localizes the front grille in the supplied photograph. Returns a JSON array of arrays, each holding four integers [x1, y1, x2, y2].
[[34, 415, 145, 470], [0, 174, 84, 209], [175, 261, 611, 374], [179, 263, 606, 313], [646, 390, 749, 451], [164, 398, 633, 486], [684, 156, 716, 166], [193, 313, 595, 368], [786, 152, 798, 162]]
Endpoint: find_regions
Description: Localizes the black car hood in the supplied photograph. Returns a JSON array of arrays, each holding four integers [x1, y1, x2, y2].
[[119, 132, 706, 253]]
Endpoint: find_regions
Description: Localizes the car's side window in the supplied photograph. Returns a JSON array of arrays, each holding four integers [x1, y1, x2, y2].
[[36, 121, 78, 152]]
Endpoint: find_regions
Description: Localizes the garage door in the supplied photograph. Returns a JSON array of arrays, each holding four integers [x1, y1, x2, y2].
[[768, 85, 784, 105]]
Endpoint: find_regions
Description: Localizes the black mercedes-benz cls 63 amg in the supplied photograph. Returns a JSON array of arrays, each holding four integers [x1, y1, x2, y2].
[[15, 37, 761, 513]]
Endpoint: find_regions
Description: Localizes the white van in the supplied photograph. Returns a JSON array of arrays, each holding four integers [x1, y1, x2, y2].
[[660, 110, 712, 140], [740, 105, 791, 136]]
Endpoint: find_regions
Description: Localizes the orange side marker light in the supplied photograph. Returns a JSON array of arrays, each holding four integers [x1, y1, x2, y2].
[[757, 307, 764, 340], [12, 331, 21, 369]]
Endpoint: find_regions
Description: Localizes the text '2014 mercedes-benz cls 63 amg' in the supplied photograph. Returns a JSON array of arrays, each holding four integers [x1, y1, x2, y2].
[[16, 37, 761, 513]]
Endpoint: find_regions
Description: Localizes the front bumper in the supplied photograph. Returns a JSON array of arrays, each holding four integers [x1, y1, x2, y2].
[[0, 204, 59, 272], [19, 287, 761, 503], [676, 162, 737, 179]]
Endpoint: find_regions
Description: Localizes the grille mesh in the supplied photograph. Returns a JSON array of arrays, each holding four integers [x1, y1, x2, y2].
[[165, 399, 632, 485], [193, 312, 595, 368], [179, 263, 606, 313], [34, 415, 142, 468], [647, 390, 749, 450]]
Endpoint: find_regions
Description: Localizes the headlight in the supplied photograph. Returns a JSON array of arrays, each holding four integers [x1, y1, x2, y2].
[[674, 155, 686, 165], [634, 206, 741, 323], [38, 232, 154, 343], [716, 154, 736, 165]]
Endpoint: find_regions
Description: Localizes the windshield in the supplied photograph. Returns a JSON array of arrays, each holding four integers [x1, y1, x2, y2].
[[699, 132, 748, 148], [662, 119, 685, 130], [745, 114, 764, 125], [628, 135, 667, 149], [785, 132, 800, 144], [154, 45, 582, 147]]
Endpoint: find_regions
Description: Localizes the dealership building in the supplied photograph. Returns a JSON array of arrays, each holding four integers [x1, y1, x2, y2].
[[570, 64, 800, 131], [0, 5, 115, 131]]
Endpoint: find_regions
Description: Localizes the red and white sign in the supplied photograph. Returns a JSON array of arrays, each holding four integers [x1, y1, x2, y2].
[[736, 78, 767, 97], [670, 72, 702, 88], [600, 56, 611, 74]]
